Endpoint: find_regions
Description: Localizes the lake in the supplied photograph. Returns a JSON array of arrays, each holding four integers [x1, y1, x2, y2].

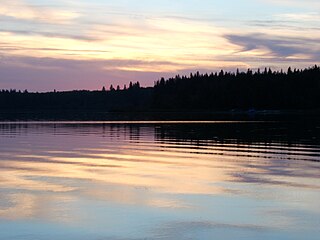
[[0, 121, 319, 240]]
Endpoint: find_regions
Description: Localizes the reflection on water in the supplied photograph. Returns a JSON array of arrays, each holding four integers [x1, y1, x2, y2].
[[0, 121, 319, 240]]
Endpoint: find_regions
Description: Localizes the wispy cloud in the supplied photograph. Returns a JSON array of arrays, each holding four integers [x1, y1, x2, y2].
[[276, 12, 320, 22], [225, 33, 320, 62], [0, 55, 182, 91], [0, 0, 320, 91], [0, 29, 97, 41], [258, 0, 320, 9], [0, 0, 80, 24]]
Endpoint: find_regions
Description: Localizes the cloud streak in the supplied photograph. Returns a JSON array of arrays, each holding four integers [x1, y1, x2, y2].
[[0, 0, 320, 91], [0, 0, 80, 24], [225, 33, 320, 61], [0, 29, 97, 41], [0, 55, 183, 91]]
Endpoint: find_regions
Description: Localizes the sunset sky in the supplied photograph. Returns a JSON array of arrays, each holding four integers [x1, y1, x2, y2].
[[1, 0, 320, 91]]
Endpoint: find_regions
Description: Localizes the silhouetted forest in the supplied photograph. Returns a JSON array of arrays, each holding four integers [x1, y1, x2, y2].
[[0, 82, 151, 112], [154, 65, 320, 110], [0, 66, 319, 113]]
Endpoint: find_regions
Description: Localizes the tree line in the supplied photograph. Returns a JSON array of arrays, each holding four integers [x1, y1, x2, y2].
[[154, 65, 320, 110], [0, 81, 150, 112], [0, 66, 319, 112]]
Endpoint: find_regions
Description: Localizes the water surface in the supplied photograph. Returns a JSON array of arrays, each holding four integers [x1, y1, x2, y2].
[[0, 121, 319, 240]]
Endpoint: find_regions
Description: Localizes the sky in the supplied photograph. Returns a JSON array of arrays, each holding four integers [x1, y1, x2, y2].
[[0, 0, 320, 91]]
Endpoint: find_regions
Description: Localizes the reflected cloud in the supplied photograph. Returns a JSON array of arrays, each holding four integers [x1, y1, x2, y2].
[[152, 221, 272, 240], [0, 122, 319, 229], [0, 193, 36, 220]]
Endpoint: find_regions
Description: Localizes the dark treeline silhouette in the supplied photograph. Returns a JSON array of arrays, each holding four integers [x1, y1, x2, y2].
[[0, 81, 151, 112], [154, 65, 320, 110], [0, 66, 320, 113]]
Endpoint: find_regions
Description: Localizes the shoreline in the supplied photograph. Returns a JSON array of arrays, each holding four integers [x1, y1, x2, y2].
[[0, 109, 319, 121]]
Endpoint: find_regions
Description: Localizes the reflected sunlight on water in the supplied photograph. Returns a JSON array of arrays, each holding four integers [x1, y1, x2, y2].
[[0, 121, 319, 240]]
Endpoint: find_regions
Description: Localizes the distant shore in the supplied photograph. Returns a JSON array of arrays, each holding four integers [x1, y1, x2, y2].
[[1, 66, 319, 119], [1, 109, 319, 121]]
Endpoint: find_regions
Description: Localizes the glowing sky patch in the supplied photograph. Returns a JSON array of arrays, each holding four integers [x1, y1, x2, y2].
[[0, 0, 319, 91]]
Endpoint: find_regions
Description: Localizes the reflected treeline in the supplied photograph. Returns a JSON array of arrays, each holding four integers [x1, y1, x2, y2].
[[0, 66, 319, 117], [0, 122, 144, 141], [0, 121, 319, 148], [154, 122, 320, 147]]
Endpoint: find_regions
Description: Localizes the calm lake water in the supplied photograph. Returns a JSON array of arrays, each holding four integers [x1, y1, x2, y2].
[[0, 121, 319, 240]]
